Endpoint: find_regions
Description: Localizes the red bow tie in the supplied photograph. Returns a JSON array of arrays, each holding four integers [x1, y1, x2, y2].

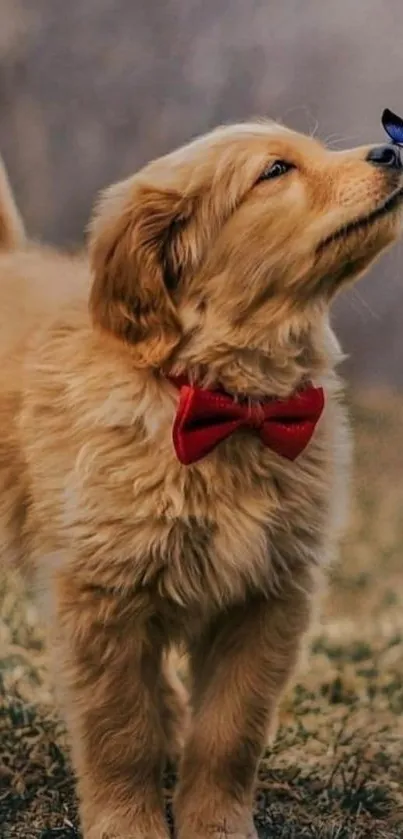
[[169, 376, 324, 465]]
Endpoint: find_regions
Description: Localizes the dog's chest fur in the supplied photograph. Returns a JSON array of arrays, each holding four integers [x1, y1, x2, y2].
[[17, 337, 349, 624]]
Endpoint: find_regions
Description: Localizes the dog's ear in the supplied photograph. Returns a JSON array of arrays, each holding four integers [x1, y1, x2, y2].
[[89, 178, 193, 367]]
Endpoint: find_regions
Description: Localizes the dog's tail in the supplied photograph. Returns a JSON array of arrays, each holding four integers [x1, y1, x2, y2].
[[0, 155, 25, 250]]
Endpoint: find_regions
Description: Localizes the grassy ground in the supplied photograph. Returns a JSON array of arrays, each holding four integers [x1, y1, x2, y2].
[[1, 391, 403, 839]]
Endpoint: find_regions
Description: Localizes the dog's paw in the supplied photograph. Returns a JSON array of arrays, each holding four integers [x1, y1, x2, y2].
[[84, 810, 170, 839], [86, 826, 168, 839], [177, 817, 258, 839], [86, 826, 169, 839]]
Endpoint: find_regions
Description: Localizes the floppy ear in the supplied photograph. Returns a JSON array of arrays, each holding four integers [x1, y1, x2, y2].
[[89, 178, 193, 367]]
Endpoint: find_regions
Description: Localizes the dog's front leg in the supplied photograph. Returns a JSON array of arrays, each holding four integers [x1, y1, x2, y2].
[[175, 586, 312, 839], [51, 573, 171, 839]]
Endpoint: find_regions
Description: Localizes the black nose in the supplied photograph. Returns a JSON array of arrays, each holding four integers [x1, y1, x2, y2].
[[366, 144, 402, 169]]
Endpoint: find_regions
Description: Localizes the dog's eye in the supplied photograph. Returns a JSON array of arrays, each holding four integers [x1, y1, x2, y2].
[[257, 160, 294, 182]]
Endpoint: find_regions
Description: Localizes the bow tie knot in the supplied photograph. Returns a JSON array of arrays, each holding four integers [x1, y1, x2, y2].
[[246, 403, 266, 430]]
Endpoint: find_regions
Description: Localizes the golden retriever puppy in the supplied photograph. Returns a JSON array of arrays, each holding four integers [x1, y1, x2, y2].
[[0, 123, 402, 839]]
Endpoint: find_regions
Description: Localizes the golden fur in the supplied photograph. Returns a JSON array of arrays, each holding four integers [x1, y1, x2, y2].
[[0, 121, 402, 839]]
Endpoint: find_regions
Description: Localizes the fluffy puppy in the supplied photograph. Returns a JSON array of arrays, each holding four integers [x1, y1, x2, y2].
[[0, 123, 402, 839]]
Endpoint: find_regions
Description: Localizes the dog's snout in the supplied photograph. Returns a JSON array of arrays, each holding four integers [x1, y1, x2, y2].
[[366, 144, 402, 170]]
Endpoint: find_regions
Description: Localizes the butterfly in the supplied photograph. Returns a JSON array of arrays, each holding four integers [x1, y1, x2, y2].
[[382, 108, 403, 146]]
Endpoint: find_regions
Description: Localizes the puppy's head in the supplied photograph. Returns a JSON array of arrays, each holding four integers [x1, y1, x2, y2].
[[89, 122, 403, 373]]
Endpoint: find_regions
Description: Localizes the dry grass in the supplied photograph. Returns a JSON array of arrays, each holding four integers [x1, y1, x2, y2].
[[1, 391, 403, 838]]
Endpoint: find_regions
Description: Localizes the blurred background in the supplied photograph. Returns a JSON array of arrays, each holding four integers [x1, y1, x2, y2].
[[0, 0, 402, 387]]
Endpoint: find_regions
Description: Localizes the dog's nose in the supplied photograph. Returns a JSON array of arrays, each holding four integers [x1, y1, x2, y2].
[[366, 144, 402, 169]]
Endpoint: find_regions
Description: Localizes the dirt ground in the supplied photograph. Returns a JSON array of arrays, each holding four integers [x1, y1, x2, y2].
[[1, 391, 403, 839]]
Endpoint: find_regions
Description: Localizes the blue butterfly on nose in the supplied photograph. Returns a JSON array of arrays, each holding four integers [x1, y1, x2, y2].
[[382, 108, 403, 145]]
